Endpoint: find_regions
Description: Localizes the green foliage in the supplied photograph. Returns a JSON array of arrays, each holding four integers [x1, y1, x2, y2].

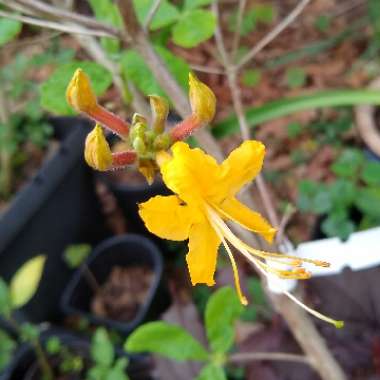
[[64, 244, 92, 269], [241, 277, 268, 322], [205, 287, 243, 353], [368, 0, 380, 40], [331, 148, 364, 178], [125, 321, 209, 361], [88, 0, 123, 54], [20, 323, 40, 343], [361, 161, 380, 186], [40, 61, 112, 115], [172, 9, 216, 48], [355, 187, 380, 219], [286, 67, 307, 88], [315, 15, 331, 33], [10, 255, 46, 308], [0, 18, 22, 46], [91, 328, 115, 367], [241, 69, 261, 87], [0, 330, 16, 372], [133, 0, 180, 31], [121, 46, 189, 97], [45, 336, 62, 355], [0, 278, 12, 317], [196, 363, 227, 380], [184, 0, 214, 10], [286, 122, 302, 139]]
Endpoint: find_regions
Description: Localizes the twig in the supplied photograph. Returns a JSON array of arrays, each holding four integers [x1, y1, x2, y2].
[[190, 64, 225, 75], [0, 10, 116, 38], [276, 204, 296, 245], [236, 0, 311, 71], [12, 0, 120, 37], [144, 0, 162, 32], [229, 352, 311, 365], [231, 0, 247, 60]]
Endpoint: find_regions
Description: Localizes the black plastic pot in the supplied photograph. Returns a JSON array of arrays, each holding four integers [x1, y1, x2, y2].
[[61, 234, 169, 335], [0, 117, 110, 324], [0, 329, 153, 380]]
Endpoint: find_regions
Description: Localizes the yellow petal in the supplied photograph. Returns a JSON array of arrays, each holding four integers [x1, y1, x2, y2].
[[66, 68, 98, 113], [139, 195, 195, 241], [217, 197, 276, 243], [186, 220, 220, 286], [189, 72, 216, 124], [160, 142, 221, 205], [84, 124, 112, 171], [220, 140, 265, 196]]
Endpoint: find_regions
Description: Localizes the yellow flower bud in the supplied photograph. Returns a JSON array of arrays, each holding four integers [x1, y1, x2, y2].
[[138, 159, 156, 185], [149, 95, 169, 133], [84, 124, 112, 171], [132, 113, 148, 126], [188, 72, 216, 124], [66, 69, 98, 113]]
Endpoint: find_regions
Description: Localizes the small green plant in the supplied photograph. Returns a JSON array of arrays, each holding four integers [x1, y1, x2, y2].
[[297, 148, 380, 240], [285, 67, 307, 89], [125, 287, 244, 379]]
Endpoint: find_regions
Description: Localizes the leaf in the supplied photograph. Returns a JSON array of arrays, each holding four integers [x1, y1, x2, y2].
[[40, 61, 112, 115], [0, 18, 22, 47], [133, 0, 180, 30], [91, 328, 115, 367], [297, 180, 332, 214], [315, 15, 331, 32], [88, 0, 123, 54], [125, 321, 208, 361], [241, 69, 261, 87], [328, 179, 357, 209], [105, 357, 129, 380], [212, 89, 380, 139], [321, 210, 355, 240], [184, 0, 214, 10], [172, 9, 216, 48], [286, 122, 302, 138], [331, 149, 364, 178], [286, 67, 307, 88], [196, 364, 227, 380], [10, 255, 46, 308], [0, 330, 16, 372], [253, 4, 276, 24], [63, 244, 92, 269], [0, 278, 11, 317], [361, 161, 380, 186], [205, 287, 243, 354], [121, 46, 189, 97], [355, 187, 380, 219]]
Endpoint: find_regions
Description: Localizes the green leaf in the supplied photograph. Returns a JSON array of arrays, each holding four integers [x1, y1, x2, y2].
[[328, 179, 357, 209], [0, 329, 16, 372], [286, 67, 307, 88], [241, 69, 261, 87], [10, 255, 46, 308], [133, 0, 180, 30], [88, 0, 123, 54], [321, 210, 355, 240], [355, 187, 380, 218], [45, 336, 62, 355], [253, 4, 275, 24], [40, 61, 112, 115], [172, 9, 216, 48], [286, 122, 302, 138], [315, 15, 331, 32], [331, 149, 364, 178], [0, 18, 22, 47], [91, 328, 115, 367], [0, 278, 12, 317], [196, 364, 227, 380], [20, 322, 40, 342], [63, 244, 92, 269], [205, 287, 243, 354], [125, 321, 208, 361], [105, 358, 129, 380], [121, 46, 189, 97], [213, 89, 380, 139], [184, 0, 214, 10], [361, 161, 380, 186], [297, 180, 332, 214]]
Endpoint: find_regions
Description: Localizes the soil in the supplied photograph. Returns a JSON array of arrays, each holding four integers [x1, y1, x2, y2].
[[91, 265, 154, 322]]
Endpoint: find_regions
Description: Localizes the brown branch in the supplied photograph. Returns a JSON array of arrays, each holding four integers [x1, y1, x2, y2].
[[229, 352, 311, 365]]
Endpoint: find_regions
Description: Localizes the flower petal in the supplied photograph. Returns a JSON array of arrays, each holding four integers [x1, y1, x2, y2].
[[186, 220, 220, 286], [139, 195, 194, 241], [160, 142, 221, 205], [217, 197, 276, 243], [220, 140, 265, 196]]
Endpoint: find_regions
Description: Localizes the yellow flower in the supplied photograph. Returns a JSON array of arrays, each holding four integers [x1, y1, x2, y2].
[[84, 124, 113, 171], [66, 68, 98, 113], [139, 141, 344, 327]]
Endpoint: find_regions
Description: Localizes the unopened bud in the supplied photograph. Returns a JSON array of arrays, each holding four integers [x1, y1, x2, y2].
[[66, 69, 98, 113], [138, 159, 156, 185], [132, 113, 148, 126], [153, 133, 171, 151], [84, 124, 112, 171], [132, 136, 146, 155], [189, 72, 216, 124], [149, 95, 169, 133]]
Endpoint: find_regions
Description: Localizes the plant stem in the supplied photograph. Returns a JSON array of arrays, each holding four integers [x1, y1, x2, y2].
[[0, 88, 12, 198], [229, 351, 310, 365], [32, 339, 54, 380]]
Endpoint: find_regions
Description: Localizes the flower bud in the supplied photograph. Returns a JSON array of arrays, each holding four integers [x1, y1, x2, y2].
[[84, 124, 112, 171], [132, 113, 148, 126], [149, 95, 169, 133], [153, 133, 171, 151], [138, 159, 156, 185], [66, 69, 98, 113], [130, 122, 147, 142], [132, 136, 147, 155], [189, 72, 216, 124]]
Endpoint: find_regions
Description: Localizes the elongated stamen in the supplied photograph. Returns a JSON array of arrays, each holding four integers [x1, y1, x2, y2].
[[213, 223, 248, 305]]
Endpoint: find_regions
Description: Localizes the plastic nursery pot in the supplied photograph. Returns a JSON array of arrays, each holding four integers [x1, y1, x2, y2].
[[0, 329, 153, 380], [0, 117, 110, 324], [61, 234, 169, 335]]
